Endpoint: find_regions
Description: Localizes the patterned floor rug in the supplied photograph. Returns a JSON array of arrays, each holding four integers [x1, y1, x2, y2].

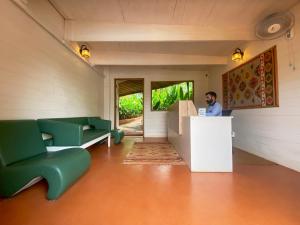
[[123, 142, 185, 165]]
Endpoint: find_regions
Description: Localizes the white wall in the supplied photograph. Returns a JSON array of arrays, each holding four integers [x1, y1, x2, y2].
[[208, 3, 300, 171], [13, 0, 65, 40], [0, 0, 104, 119], [207, 66, 227, 104], [103, 67, 208, 137]]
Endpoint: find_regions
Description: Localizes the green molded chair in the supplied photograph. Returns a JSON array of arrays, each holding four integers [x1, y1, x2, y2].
[[111, 129, 124, 144], [0, 120, 91, 200]]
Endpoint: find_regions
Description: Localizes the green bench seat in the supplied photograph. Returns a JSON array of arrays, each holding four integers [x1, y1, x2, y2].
[[38, 117, 111, 150], [0, 120, 91, 200], [83, 129, 108, 144]]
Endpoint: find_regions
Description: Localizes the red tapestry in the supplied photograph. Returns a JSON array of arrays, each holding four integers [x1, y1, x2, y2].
[[222, 46, 278, 110]]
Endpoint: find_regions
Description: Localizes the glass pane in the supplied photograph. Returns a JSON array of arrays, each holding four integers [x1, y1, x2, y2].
[[119, 93, 143, 119], [151, 81, 194, 111]]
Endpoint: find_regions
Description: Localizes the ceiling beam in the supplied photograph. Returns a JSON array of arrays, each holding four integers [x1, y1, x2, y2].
[[65, 21, 256, 42], [89, 51, 227, 66]]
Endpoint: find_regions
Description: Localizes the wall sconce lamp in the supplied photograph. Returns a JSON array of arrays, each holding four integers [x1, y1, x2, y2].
[[79, 45, 91, 59], [232, 48, 244, 62]]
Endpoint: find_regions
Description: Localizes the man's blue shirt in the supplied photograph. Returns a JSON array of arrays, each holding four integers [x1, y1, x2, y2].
[[206, 102, 222, 116]]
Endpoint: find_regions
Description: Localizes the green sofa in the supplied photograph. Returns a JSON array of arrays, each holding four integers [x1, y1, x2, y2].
[[0, 120, 91, 200], [37, 117, 111, 150]]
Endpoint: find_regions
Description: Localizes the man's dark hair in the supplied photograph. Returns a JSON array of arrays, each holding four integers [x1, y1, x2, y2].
[[205, 91, 217, 98]]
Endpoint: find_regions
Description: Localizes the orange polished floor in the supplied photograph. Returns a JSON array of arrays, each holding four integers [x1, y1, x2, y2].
[[1, 137, 300, 225]]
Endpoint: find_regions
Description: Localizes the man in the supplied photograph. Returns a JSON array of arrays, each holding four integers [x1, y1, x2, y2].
[[205, 91, 222, 116]]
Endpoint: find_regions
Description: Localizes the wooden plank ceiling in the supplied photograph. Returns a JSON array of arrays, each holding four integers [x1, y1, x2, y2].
[[50, 0, 299, 27], [49, 0, 299, 66], [118, 80, 143, 97]]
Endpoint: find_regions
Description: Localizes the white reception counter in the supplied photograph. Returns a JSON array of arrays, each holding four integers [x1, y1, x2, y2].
[[168, 101, 233, 172]]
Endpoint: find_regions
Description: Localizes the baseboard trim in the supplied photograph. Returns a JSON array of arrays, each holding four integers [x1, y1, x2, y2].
[[144, 134, 167, 138], [233, 145, 300, 172]]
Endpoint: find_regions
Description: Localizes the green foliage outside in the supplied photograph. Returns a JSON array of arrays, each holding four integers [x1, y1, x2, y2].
[[118, 81, 193, 120], [152, 82, 193, 111], [119, 93, 143, 120]]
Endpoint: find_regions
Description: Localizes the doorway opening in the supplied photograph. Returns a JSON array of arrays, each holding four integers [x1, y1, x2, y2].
[[114, 79, 144, 136]]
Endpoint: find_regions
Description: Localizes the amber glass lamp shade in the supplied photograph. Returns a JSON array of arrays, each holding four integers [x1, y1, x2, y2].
[[232, 48, 244, 61], [80, 45, 91, 58]]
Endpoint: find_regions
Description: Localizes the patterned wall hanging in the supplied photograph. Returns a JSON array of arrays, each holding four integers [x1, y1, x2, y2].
[[222, 46, 279, 109]]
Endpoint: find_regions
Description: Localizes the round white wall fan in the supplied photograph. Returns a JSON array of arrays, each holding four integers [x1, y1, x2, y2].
[[255, 12, 295, 40]]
